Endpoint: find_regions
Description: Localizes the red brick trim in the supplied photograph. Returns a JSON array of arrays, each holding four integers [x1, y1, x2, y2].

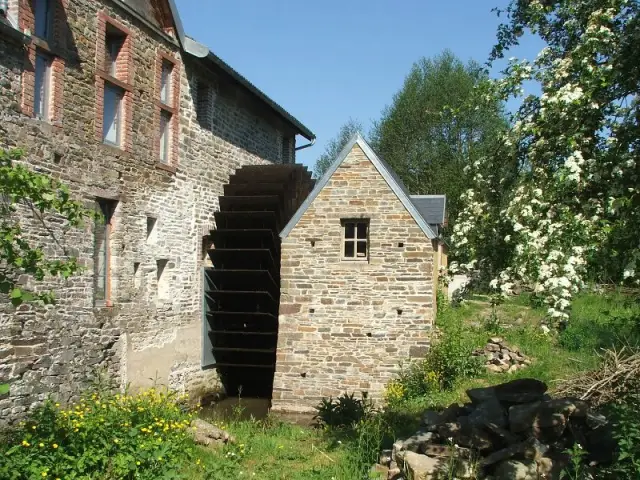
[[95, 10, 134, 152], [153, 50, 181, 168]]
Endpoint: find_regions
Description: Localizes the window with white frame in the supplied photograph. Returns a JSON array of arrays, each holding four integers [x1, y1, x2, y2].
[[342, 219, 369, 260], [34, 52, 52, 120]]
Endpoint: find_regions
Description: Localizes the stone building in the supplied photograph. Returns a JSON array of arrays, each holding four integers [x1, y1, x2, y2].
[[272, 134, 446, 412], [0, 0, 314, 420]]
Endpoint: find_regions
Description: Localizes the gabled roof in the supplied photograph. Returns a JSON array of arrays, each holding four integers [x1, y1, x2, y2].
[[280, 133, 437, 239], [410, 195, 446, 235]]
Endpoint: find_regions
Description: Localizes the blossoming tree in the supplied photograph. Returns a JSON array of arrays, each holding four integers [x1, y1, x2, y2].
[[452, 0, 640, 324]]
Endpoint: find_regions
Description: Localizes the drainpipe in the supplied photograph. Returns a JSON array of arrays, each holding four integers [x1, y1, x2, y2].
[[294, 136, 316, 151]]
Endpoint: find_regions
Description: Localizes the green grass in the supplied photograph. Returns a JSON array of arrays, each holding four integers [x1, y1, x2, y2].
[[0, 383, 9, 395], [178, 289, 640, 479], [388, 290, 639, 414], [184, 416, 374, 480]]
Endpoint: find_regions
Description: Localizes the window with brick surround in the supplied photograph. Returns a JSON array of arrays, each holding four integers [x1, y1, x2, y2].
[[95, 13, 133, 151], [34, 51, 52, 120], [20, 0, 65, 123], [342, 219, 369, 260], [95, 198, 117, 306], [155, 52, 180, 166]]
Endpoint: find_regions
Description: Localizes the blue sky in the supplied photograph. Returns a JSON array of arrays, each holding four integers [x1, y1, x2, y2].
[[176, 0, 543, 169]]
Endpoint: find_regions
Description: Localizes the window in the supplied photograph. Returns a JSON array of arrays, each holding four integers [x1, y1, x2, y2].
[[146, 216, 157, 244], [155, 53, 179, 165], [95, 199, 117, 305], [160, 60, 173, 104], [342, 220, 369, 260], [156, 259, 169, 300], [158, 110, 171, 163], [105, 29, 124, 76], [34, 52, 52, 120], [96, 15, 132, 149], [103, 83, 123, 145], [34, 0, 53, 40]]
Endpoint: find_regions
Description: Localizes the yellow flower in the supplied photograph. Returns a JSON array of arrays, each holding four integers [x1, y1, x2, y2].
[[136, 461, 140, 466], [41, 473, 47, 478], [55, 403, 60, 407], [52, 443, 58, 449], [32, 426, 37, 430], [39, 443, 44, 448], [113, 438, 120, 444], [21, 440, 30, 447]]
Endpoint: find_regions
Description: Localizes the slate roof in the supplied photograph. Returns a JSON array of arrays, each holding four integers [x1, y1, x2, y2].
[[119, 0, 314, 141], [280, 133, 437, 240], [410, 195, 447, 235]]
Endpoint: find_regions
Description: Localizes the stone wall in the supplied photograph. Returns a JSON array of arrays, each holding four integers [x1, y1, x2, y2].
[[0, 0, 293, 422], [272, 144, 435, 412]]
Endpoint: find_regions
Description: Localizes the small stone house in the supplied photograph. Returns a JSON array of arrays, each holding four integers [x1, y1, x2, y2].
[[272, 134, 446, 412]]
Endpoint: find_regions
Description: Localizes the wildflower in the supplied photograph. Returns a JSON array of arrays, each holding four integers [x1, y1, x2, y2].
[[41, 473, 47, 478], [136, 461, 141, 466], [22, 440, 30, 447], [52, 443, 58, 449], [39, 443, 44, 448]]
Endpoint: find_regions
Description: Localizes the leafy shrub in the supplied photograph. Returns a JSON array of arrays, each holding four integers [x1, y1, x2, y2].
[[314, 392, 375, 428], [385, 296, 483, 404], [559, 292, 640, 352], [0, 387, 201, 480], [598, 394, 640, 479]]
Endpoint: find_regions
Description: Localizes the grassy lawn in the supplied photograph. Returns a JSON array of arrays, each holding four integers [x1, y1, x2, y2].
[[187, 289, 640, 479], [183, 417, 365, 480]]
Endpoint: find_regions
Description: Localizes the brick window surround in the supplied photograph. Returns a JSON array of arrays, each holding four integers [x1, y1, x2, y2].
[[154, 51, 180, 171], [94, 11, 133, 152], [19, 0, 66, 124]]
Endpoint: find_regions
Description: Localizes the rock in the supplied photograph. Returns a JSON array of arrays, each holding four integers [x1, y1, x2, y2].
[[387, 466, 402, 480], [469, 397, 507, 429], [507, 364, 519, 374], [467, 386, 500, 405], [585, 411, 608, 429], [400, 451, 444, 480], [379, 449, 393, 466], [534, 412, 567, 439], [192, 419, 234, 447], [486, 343, 501, 352], [487, 364, 504, 373], [536, 453, 569, 480], [440, 403, 467, 423], [494, 459, 538, 480], [421, 410, 441, 431], [494, 378, 548, 404], [402, 430, 438, 452], [421, 443, 471, 459], [371, 463, 390, 478], [479, 437, 547, 468], [483, 421, 520, 446], [490, 337, 504, 344], [586, 425, 616, 464]]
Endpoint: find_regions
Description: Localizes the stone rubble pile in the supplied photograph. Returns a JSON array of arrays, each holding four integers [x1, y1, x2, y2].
[[375, 378, 614, 480], [472, 337, 531, 374]]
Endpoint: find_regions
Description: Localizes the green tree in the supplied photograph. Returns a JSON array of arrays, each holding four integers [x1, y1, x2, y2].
[[370, 50, 508, 231], [0, 147, 94, 306], [313, 118, 364, 178], [453, 0, 640, 323]]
